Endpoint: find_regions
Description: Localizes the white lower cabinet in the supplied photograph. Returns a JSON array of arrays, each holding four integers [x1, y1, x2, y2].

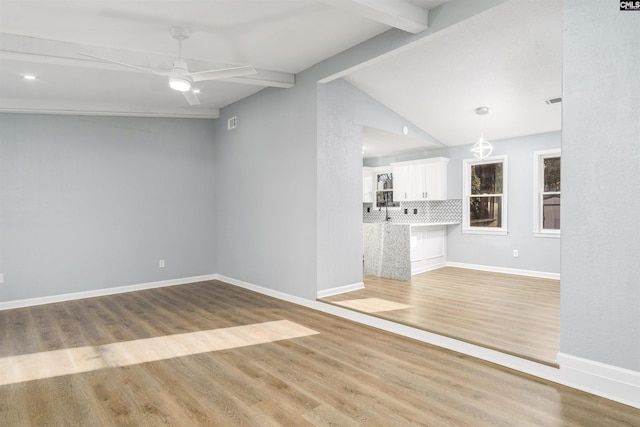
[[410, 225, 446, 274]]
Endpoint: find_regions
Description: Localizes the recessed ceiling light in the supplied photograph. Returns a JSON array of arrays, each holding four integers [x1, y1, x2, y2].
[[23, 75, 36, 80], [193, 89, 201, 94]]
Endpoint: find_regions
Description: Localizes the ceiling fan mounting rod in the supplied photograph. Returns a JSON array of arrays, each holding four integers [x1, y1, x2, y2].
[[171, 26, 190, 59], [171, 26, 190, 41]]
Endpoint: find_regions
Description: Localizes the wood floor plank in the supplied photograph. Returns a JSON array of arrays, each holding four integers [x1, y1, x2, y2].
[[320, 267, 560, 364], [1, 279, 637, 426]]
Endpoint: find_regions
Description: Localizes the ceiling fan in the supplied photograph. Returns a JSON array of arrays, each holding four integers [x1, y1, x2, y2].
[[78, 26, 257, 105]]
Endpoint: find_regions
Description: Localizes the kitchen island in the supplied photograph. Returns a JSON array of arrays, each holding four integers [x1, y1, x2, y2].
[[363, 222, 458, 281]]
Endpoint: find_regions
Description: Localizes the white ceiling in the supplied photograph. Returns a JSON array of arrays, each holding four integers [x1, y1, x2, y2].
[[351, 0, 563, 158], [1, 0, 561, 157], [0, 0, 446, 117], [362, 126, 444, 159]]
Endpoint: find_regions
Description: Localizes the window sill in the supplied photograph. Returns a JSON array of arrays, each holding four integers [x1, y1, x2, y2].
[[533, 232, 561, 239], [462, 228, 508, 236]]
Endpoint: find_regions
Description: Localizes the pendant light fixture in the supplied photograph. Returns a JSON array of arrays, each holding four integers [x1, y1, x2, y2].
[[470, 106, 493, 159]]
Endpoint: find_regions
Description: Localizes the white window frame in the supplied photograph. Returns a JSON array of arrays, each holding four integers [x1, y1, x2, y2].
[[462, 155, 508, 235], [533, 149, 561, 238], [373, 166, 401, 210]]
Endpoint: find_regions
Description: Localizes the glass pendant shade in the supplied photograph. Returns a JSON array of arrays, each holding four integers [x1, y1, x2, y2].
[[471, 136, 493, 159]]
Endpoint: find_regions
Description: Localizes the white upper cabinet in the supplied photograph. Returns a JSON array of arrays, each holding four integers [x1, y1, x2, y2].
[[391, 164, 410, 202], [391, 157, 449, 201], [363, 167, 374, 203]]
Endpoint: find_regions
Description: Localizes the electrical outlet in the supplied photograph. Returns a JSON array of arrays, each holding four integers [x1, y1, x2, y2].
[[159, 260, 165, 268], [513, 250, 519, 258], [404, 208, 408, 214]]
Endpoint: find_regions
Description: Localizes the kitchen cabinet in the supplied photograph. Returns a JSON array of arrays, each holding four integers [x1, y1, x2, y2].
[[391, 164, 410, 202], [410, 225, 447, 274], [391, 157, 449, 201], [363, 167, 374, 203]]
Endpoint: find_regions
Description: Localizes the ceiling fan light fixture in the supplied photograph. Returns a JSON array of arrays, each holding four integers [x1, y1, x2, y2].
[[169, 77, 191, 92]]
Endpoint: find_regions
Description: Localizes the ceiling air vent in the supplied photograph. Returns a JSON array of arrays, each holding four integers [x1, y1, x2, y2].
[[227, 116, 237, 130], [545, 97, 562, 105]]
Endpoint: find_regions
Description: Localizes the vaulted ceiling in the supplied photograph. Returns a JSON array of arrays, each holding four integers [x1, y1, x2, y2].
[[0, 0, 562, 156], [351, 0, 562, 157]]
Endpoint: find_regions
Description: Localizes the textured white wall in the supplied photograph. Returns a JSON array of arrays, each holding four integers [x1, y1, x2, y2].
[[561, 0, 640, 371]]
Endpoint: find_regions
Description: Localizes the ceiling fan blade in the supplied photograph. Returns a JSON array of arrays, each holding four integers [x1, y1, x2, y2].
[[189, 66, 257, 82], [181, 90, 200, 106], [77, 52, 169, 77]]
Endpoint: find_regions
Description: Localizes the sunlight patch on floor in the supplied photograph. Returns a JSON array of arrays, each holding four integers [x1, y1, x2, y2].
[[332, 297, 413, 313], [0, 320, 318, 386]]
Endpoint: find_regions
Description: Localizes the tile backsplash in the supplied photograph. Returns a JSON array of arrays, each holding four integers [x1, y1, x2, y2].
[[363, 199, 462, 224]]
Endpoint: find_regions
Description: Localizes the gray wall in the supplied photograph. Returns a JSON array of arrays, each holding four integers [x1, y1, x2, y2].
[[317, 80, 363, 293], [317, 79, 431, 293], [561, 0, 640, 371], [0, 114, 217, 301], [213, 75, 319, 299], [445, 132, 561, 274]]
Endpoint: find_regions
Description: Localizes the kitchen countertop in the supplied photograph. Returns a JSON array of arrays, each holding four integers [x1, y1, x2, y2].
[[363, 222, 459, 227]]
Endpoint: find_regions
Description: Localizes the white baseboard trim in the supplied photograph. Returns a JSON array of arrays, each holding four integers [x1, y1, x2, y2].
[[447, 261, 560, 280], [0, 274, 217, 311], [316, 282, 364, 298], [556, 353, 640, 409], [412, 261, 447, 276], [216, 274, 318, 308], [216, 274, 638, 409]]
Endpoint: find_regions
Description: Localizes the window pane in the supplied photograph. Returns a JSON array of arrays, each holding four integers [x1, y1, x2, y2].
[[543, 194, 561, 229], [376, 191, 400, 208], [471, 163, 503, 194], [544, 157, 561, 192], [470, 196, 502, 228], [377, 173, 393, 190]]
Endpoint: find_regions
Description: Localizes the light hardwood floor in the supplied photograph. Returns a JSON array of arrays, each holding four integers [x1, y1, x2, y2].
[[2, 279, 637, 426], [320, 267, 560, 365]]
